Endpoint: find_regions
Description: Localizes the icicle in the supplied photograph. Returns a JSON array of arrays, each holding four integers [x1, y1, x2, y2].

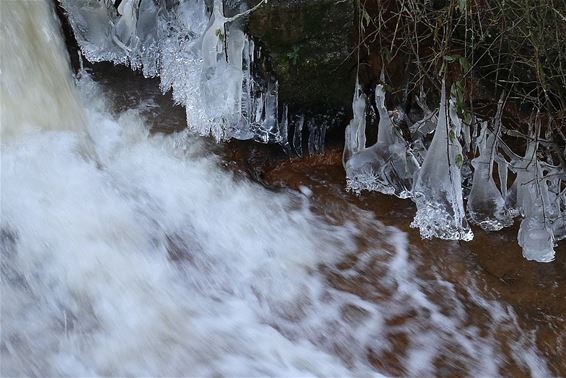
[[112, 0, 139, 55], [201, 0, 228, 72], [254, 80, 279, 143], [518, 176, 556, 262], [500, 117, 557, 262], [292, 115, 305, 157], [553, 187, 566, 241], [504, 119, 540, 217], [410, 82, 473, 241], [342, 81, 367, 166], [375, 85, 397, 145], [306, 120, 326, 155], [496, 156, 509, 199], [308, 120, 319, 155], [344, 84, 415, 197], [466, 100, 513, 231], [410, 87, 437, 139], [135, 0, 160, 77], [539, 164, 566, 243], [461, 118, 472, 153], [279, 105, 289, 148], [318, 125, 327, 154]]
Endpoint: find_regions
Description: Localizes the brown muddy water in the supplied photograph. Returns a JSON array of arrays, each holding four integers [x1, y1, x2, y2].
[[82, 63, 566, 376]]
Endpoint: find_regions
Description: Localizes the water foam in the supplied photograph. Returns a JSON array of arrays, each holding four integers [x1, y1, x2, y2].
[[1, 73, 378, 376]]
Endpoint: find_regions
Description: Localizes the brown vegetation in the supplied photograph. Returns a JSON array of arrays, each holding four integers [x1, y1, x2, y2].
[[353, 0, 565, 151]]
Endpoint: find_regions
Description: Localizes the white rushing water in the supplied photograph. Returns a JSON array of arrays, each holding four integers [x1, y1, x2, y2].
[[0, 1, 553, 376], [0, 76, 365, 376]]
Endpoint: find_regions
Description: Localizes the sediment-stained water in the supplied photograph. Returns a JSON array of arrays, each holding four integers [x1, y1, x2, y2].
[[1, 1, 564, 377]]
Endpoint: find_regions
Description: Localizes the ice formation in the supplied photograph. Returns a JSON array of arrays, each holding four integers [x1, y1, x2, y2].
[[501, 119, 561, 262], [308, 119, 327, 155], [411, 84, 473, 240], [466, 100, 513, 231], [59, 0, 282, 142], [341, 77, 565, 259], [292, 114, 305, 156], [551, 186, 566, 242], [58, 0, 563, 260], [342, 82, 367, 166], [344, 85, 418, 198]]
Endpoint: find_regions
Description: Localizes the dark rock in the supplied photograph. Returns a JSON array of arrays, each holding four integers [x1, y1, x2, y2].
[[247, 0, 355, 113]]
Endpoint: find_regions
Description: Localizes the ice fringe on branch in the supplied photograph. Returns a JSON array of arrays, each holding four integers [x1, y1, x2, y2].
[[342, 77, 565, 260], [344, 84, 418, 198], [410, 83, 473, 241], [466, 99, 513, 231], [501, 118, 563, 262], [59, 0, 283, 143]]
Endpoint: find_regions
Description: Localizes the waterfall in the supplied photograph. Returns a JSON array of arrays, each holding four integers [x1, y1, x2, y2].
[[1, 2, 366, 374], [0, 0, 85, 141]]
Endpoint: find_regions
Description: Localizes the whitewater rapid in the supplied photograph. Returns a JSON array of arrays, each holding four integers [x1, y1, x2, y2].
[[1, 72, 367, 375]]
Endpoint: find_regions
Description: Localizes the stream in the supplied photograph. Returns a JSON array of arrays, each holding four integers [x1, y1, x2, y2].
[[1, 1, 564, 377]]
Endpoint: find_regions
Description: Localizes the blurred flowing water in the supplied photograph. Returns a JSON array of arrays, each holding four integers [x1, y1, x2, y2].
[[1, 1, 564, 377]]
